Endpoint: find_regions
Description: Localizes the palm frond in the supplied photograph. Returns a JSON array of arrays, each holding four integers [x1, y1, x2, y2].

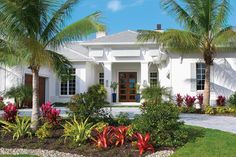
[[47, 11, 105, 48], [45, 50, 72, 80], [41, 0, 80, 43], [137, 30, 162, 43]]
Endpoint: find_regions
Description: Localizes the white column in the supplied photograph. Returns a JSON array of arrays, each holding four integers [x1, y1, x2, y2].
[[141, 62, 149, 88], [104, 62, 112, 103]]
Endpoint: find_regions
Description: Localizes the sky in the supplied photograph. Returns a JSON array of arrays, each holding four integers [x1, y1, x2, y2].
[[68, 0, 236, 35]]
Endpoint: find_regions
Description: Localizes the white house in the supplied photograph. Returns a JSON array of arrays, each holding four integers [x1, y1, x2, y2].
[[1, 28, 236, 106]]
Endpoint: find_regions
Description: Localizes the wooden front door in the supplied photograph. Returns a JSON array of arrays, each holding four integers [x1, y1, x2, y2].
[[119, 72, 137, 102], [25, 74, 46, 107]]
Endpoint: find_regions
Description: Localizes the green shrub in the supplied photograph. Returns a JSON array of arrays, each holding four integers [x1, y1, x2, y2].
[[229, 92, 236, 107], [215, 106, 228, 114], [35, 122, 52, 140], [179, 106, 196, 113], [4, 85, 32, 108], [0, 101, 5, 110], [141, 85, 171, 104], [68, 84, 109, 119], [0, 116, 32, 140], [116, 112, 131, 126], [204, 105, 215, 114], [132, 103, 188, 147], [63, 116, 95, 144]]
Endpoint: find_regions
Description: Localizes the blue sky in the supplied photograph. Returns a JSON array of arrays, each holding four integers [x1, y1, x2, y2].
[[69, 0, 236, 34]]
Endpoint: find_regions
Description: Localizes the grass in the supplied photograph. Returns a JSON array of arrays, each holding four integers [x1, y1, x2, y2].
[[172, 126, 236, 157]]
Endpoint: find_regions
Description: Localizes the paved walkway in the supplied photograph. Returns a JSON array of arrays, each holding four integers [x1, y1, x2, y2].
[[180, 114, 236, 134], [1, 107, 236, 134]]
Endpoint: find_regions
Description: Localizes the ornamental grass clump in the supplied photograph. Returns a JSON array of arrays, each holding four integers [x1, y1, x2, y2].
[[3, 103, 18, 122], [41, 102, 61, 126]]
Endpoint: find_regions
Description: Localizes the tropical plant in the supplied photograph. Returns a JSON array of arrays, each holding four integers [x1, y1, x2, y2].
[[4, 85, 32, 108], [205, 105, 215, 114], [0, 96, 5, 110], [141, 85, 171, 104], [3, 103, 18, 122], [197, 94, 204, 106], [116, 112, 131, 126], [41, 101, 61, 126], [229, 92, 236, 107], [35, 122, 53, 140], [138, 0, 236, 108], [91, 126, 114, 149], [216, 95, 226, 106], [0, 0, 105, 130], [132, 132, 154, 156], [63, 116, 95, 144], [68, 84, 109, 119], [133, 102, 188, 147], [0, 116, 32, 140], [184, 95, 196, 107], [176, 93, 184, 107], [110, 82, 119, 93], [114, 126, 129, 146]]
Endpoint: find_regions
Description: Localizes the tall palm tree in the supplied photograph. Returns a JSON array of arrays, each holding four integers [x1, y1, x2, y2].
[[0, 0, 105, 130], [138, 0, 236, 108]]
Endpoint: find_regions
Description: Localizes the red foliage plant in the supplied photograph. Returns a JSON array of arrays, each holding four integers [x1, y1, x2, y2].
[[0, 96, 3, 102], [40, 101, 61, 125], [176, 94, 184, 107], [197, 94, 203, 106], [91, 126, 114, 149], [3, 103, 18, 122], [132, 132, 154, 156], [184, 95, 196, 107], [216, 95, 226, 106], [114, 126, 129, 146]]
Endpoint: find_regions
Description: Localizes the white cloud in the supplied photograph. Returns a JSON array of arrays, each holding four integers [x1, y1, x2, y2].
[[107, 0, 123, 12]]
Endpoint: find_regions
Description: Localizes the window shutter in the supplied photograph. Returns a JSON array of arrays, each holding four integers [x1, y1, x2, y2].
[[55, 79, 60, 96], [190, 63, 196, 92]]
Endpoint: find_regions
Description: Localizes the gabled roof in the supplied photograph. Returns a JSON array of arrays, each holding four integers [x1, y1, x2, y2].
[[81, 30, 155, 45]]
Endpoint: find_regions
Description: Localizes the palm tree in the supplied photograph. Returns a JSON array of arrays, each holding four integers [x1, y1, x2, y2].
[[0, 0, 105, 130], [138, 0, 236, 108]]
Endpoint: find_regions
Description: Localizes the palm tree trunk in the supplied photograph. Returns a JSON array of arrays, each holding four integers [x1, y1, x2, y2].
[[31, 68, 40, 131], [203, 63, 211, 108]]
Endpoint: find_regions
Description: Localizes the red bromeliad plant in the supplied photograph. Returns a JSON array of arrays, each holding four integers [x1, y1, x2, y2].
[[176, 94, 184, 107], [184, 95, 196, 107], [133, 132, 154, 156], [40, 102, 61, 126], [216, 95, 226, 106], [3, 103, 18, 122], [114, 126, 129, 146], [197, 94, 203, 106], [91, 126, 114, 149]]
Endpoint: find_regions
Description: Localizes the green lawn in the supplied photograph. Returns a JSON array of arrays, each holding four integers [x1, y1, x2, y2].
[[172, 126, 236, 157]]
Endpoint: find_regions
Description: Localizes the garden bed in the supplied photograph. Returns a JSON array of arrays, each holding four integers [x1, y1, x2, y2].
[[0, 128, 174, 157]]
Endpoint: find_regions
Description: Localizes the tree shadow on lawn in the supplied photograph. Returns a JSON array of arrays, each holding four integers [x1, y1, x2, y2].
[[184, 125, 206, 143]]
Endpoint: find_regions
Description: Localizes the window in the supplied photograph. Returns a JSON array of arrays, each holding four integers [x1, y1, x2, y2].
[[196, 63, 205, 90], [99, 73, 104, 85], [60, 68, 76, 95], [150, 72, 158, 86]]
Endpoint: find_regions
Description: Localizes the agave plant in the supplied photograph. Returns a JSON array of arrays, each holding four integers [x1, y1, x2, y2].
[[0, 116, 32, 140], [63, 116, 95, 144], [133, 132, 154, 156]]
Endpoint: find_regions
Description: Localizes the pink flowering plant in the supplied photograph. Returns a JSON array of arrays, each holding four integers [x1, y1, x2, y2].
[[3, 103, 18, 122], [216, 95, 226, 106], [41, 102, 61, 126], [184, 95, 196, 107], [197, 94, 203, 106], [176, 94, 184, 107]]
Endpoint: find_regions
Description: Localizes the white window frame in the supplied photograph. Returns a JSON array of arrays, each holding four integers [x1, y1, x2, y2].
[[149, 72, 158, 87], [196, 63, 205, 91], [98, 72, 104, 85], [60, 68, 76, 96]]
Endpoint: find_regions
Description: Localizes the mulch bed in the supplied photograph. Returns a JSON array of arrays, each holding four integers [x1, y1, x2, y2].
[[0, 128, 154, 157]]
